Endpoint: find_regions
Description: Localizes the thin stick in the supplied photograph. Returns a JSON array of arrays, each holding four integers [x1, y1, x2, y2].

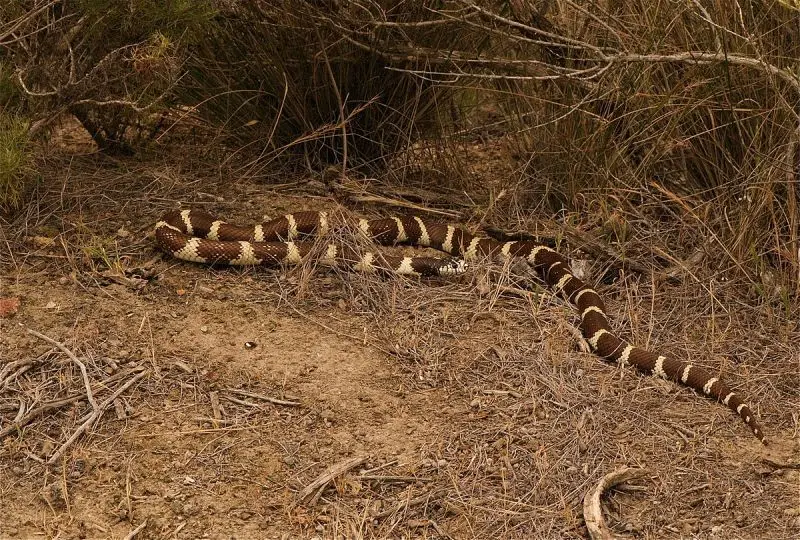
[[314, 25, 348, 174], [295, 455, 368, 504], [47, 370, 147, 465], [0, 348, 53, 387], [373, 489, 445, 519], [345, 193, 462, 218], [225, 388, 300, 407], [27, 329, 98, 410], [0, 365, 146, 439], [0, 394, 84, 438], [210, 391, 222, 427], [122, 520, 147, 540]]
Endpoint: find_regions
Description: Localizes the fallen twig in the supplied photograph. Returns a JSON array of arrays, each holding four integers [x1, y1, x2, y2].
[[0, 348, 53, 388], [225, 387, 300, 407], [295, 455, 368, 504], [373, 489, 446, 519], [210, 390, 223, 427], [27, 329, 98, 410], [0, 394, 84, 438], [0, 365, 146, 438], [359, 474, 432, 483], [47, 370, 147, 464], [122, 519, 147, 540]]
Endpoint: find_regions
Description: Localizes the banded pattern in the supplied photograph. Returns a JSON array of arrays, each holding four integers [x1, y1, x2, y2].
[[155, 208, 766, 443]]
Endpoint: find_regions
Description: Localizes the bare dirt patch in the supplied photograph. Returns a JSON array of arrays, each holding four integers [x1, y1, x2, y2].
[[1, 146, 798, 539]]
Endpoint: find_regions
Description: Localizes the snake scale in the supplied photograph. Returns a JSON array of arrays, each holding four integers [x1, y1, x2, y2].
[[155, 208, 766, 443]]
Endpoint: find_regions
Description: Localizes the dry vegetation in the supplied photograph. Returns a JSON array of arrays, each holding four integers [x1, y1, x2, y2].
[[1, 1, 799, 539]]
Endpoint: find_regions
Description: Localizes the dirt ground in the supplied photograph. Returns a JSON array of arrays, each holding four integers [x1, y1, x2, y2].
[[1, 128, 798, 539]]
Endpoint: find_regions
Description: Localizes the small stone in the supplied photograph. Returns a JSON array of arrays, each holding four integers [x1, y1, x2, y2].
[[436, 459, 448, 468], [44, 300, 58, 310], [171, 500, 184, 515], [469, 398, 481, 408], [283, 456, 296, 466], [183, 502, 200, 516], [321, 409, 335, 421], [200, 325, 208, 333]]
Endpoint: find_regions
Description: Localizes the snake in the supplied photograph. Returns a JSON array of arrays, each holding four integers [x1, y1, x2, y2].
[[154, 208, 767, 443]]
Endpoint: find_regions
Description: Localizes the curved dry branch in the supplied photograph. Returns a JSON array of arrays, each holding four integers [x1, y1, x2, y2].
[[583, 467, 649, 540], [602, 51, 800, 97]]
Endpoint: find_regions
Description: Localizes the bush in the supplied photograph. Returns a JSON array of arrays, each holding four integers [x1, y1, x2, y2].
[[452, 2, 799, 291], [2, 0, 214, 153], [177, 1, 486, 171]]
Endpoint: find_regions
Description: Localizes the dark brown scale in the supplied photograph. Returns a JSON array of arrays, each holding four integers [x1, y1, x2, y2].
[[161, 209, 321, 241], [398, 217, 423, 242], [155, 209, 767, 443], [364, 220, 399, 244]]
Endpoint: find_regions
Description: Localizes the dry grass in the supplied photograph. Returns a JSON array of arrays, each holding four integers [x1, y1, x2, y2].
[[1, 4, 799, 536], [4, 1, 797, 293], [1, 145, 797, 538]]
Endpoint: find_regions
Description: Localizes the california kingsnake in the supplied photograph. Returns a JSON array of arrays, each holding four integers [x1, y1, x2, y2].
[[155, 208, 767, 443]]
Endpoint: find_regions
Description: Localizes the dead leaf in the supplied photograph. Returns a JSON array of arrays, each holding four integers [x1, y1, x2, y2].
[[27, 236, 56, 248], [0, 297, 21, 318]]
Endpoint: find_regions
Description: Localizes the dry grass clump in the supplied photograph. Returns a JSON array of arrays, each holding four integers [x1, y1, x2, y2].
[[470, 2, 799, 293], [1, 0, 213, 157], [0, 113, 32, 212], [1, 155, 796, 538], [178, 1, 485, 174], [3, 1, 798, 291]]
